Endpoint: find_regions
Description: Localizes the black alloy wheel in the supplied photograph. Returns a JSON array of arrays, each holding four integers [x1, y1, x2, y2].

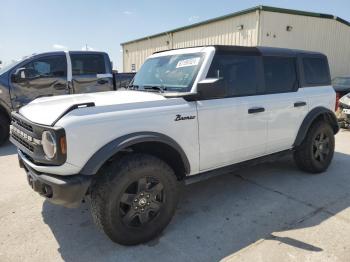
[[119, 177, 165, 227], [312, 131, 331, 163], [294, 121, 335, 174]]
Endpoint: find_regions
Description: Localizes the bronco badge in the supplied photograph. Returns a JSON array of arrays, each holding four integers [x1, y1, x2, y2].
[[174, 114, 196, 121]]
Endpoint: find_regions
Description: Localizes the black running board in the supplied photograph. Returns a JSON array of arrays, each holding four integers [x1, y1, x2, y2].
[[185, 150, 291, 185]]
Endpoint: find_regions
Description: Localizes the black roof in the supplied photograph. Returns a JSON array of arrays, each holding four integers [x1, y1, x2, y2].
[[154, 45, 326, 57]]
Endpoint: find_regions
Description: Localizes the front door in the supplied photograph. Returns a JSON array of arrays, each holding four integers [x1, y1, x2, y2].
[[10, 54, 68, 109], [70, 52, 113, 94], [197, 52, 268, 171]]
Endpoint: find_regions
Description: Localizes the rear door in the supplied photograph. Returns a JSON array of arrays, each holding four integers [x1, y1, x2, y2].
[[263, 56, 308, 153], [70, 52, 113, 94], [197, 52, 269, 171], [10, 54, 68, 109]]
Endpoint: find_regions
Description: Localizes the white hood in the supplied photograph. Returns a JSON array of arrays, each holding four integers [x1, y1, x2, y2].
[[19, 91, 165, 126]]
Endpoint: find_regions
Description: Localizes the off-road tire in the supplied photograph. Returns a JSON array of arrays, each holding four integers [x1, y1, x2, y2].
[[294, 121, 335, 174], [0, 113, 9, 146], [90, 153, 180, 245]]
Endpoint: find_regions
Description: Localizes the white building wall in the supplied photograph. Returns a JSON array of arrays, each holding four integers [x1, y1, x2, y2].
[[259, 11, 350, 77]]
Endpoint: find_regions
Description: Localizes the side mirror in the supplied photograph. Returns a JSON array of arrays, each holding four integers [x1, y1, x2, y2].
[[196, 78, 227, 100], [11, 68, 27, 83]]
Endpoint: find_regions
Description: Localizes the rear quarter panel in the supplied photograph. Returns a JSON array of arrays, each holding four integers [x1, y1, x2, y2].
[[303, 85, 336, 112]]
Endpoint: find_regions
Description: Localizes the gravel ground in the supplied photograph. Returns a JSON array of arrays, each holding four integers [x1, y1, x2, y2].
[[0, 130, 350, 262]]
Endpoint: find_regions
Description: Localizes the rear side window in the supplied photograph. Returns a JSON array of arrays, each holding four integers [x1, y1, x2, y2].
[[263, 57, 297, 93], [302, 57, 330, 86], [207, 54, 261, 96], [71, 54, 106, 75]]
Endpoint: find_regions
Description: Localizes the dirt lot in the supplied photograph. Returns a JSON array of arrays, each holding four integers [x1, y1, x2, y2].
[[0, 130, 350, 262]]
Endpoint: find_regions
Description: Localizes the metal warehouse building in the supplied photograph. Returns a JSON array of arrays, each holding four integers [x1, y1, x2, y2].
[[121, 6, 350, 77]]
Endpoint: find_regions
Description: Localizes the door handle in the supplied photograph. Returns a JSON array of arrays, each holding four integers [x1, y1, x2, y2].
[[294, 101, 307, 107], [53, 83, 67, 90], [248, 107, 265, 114], [97, 79, 108, 85]]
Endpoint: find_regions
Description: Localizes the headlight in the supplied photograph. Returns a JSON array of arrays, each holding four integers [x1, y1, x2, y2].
[[42, 131, 57, 159]]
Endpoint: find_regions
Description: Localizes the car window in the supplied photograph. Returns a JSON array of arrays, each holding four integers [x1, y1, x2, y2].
[[263, 57, 297, 93], [23, 55, 67, 78], [133, 53, 204, 92], [71, 54, 106, 76], [207, 54, 261, 96], [303, 57, 330, 86]]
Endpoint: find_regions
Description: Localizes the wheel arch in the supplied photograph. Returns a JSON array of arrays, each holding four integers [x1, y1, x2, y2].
[[80, 132, 191, 180], [294, 106, 339, 147]]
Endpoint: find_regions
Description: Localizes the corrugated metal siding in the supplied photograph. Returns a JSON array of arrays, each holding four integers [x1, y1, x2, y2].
[[260, 11, 350, 77], [123, 35, 171, 72], [172, 11, 259, 48], [122, 12, 259, 71]]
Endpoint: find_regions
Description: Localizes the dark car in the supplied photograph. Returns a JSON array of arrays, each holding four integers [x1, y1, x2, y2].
[[0, 51, 115, 145]]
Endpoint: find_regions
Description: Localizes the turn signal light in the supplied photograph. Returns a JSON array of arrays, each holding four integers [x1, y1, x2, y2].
[[60, 137, 67, 155]]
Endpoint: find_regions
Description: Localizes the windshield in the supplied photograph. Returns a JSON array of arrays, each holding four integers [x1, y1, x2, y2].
[[133, 52, 204, 92], [333, 77, 350, 86]]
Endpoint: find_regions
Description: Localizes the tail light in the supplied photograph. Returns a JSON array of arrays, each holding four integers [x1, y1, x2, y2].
[[335, 92, 341, 111]]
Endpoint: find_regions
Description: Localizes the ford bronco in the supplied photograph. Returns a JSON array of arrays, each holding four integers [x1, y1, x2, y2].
[[10, 46, 338, 245]]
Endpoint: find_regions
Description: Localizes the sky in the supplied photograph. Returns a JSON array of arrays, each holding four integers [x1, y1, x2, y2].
[[1, 0, 350, 71]]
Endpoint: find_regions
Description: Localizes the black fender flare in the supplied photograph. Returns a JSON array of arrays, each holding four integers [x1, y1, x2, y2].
[[293, 107, 339, 147], [80, 132, 191, 176]]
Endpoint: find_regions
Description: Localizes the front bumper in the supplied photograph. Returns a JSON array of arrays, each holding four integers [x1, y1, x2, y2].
[[19, 154, 92, 208]]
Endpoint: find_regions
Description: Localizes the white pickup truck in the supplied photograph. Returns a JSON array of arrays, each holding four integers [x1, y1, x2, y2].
[[10, 45, 338, 245]]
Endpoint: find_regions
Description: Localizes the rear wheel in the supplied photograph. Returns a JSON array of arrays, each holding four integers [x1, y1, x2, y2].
[[294, 121, 335, 173], [0, 113, 9, 146], [90, 153, 180, 245]]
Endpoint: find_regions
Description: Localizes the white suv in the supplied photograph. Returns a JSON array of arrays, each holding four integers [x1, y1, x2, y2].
[[10, 46, 338, 245]]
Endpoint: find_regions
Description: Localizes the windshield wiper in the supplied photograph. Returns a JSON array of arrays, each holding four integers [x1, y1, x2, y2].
[[143, 85, 167, 93], [127, 84, 139, 90]]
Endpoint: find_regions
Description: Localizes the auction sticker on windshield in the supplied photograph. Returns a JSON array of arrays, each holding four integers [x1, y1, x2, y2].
[[176, 57, 201, 68]]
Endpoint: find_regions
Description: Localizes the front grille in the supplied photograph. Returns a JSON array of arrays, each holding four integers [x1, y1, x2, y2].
[[12, 115, 33, 133], [11, 132, 34, 152], [340, 102, 350, 109], [10, 111, 67, 166]]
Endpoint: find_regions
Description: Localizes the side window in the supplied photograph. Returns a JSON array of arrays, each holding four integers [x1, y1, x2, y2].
[[207, 54, 261, 96], [263, 57, 297, 94], [303, 57, 330, 86], [23, 55, 67, 78], [71, 54, 106, 76]]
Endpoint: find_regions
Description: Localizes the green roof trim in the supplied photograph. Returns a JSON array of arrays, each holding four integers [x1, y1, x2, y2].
[[121, 5, 350, 45]]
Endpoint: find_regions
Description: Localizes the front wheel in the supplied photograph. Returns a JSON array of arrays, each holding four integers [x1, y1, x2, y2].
[[294, 121, 335, 174], [90, 153, 180, 245]]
